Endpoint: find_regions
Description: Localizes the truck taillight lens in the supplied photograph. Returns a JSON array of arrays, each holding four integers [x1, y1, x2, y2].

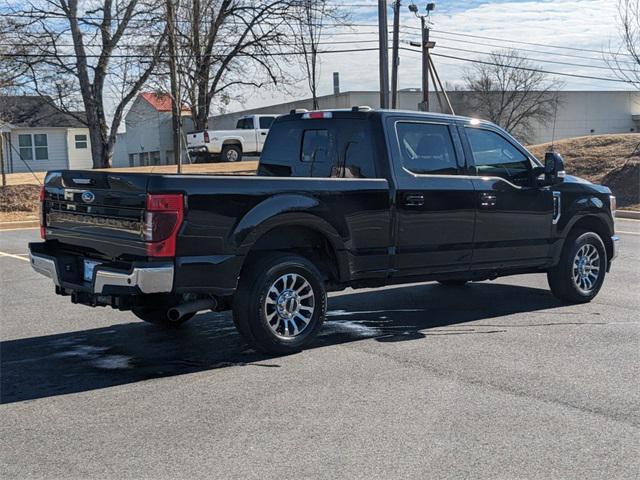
[[39, 185, 46, 239], [143, 193, 184, 257], [204, 131, 210, 143]]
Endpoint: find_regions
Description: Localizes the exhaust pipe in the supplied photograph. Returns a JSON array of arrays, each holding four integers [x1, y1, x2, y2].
[[167, 298, 217, 322]]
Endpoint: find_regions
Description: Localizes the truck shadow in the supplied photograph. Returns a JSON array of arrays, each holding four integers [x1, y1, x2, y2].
[[2, 281, 572, 404]]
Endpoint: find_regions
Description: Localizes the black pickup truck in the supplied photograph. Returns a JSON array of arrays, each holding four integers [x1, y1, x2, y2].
[[29, 108, 619, 354]]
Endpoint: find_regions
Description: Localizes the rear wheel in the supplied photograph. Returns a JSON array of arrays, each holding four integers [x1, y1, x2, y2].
[[221, 144, 242, 162], [132, 307, 194, 327], [233, 253, 327, 355], [547, 230, 607, 303]]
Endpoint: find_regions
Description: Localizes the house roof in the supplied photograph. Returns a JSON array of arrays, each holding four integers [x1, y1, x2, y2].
[[0, 96, 87, 128], [139, 92, 190, 113]]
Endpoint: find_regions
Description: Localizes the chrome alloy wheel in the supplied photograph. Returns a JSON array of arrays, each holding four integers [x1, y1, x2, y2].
[[573, 244, 601, 294], [263, 273, 315, 338]]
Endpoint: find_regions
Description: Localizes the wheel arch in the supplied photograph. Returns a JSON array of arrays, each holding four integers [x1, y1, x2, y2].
[[555, 214, 614, 267]]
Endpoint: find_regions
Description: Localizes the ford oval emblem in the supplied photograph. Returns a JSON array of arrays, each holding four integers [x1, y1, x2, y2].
[[81, 191, 95, 203]]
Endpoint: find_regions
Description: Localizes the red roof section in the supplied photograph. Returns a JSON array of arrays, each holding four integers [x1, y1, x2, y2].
[[139, 92, 189, 112]]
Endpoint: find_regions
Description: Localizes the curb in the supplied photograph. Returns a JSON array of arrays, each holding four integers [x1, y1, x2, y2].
[[616, 210, 640, 220]]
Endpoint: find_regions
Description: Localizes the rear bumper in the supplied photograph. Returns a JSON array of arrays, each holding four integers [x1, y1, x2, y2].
[[28, 243, 174, 295]]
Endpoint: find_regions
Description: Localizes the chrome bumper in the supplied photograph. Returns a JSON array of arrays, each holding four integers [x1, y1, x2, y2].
[[611, 235, 620, 261], [29, 251, 174, 294]]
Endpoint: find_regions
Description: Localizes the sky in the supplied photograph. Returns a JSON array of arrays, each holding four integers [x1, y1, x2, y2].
[[224, 0, 631, 113]]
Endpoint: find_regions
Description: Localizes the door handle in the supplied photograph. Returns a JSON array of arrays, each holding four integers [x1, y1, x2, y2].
[[480, 193, 497, 207], [260, 132, 267, 135], [403, 193, 425, 207]]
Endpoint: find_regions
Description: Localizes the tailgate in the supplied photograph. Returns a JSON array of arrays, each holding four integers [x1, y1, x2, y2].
[[43, 170, 149, 259], [186, 131, 206, 148]]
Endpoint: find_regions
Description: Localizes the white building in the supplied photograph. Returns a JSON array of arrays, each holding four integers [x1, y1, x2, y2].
[[209, 90, 640, 145], [112, 92, 192, 167], [0, 96, 92, 173]]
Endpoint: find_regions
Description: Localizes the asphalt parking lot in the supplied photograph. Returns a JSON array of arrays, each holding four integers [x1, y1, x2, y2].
[[1, 222, 639, 479]]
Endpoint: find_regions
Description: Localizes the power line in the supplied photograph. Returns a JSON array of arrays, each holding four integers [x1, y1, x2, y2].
[[401, 25, 636, 58], [401, 41, 639, 73], [399, 30, 639, 66], [400, 46, 635, 84]]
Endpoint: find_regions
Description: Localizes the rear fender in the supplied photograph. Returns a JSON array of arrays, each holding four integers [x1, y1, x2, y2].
[[231, 194, 349, 279]]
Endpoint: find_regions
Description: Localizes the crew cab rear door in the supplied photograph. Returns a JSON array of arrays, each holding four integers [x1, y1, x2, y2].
[[460, 123, 554, 269], [236, 116, 258, 153], [386, 116, 475, 276]]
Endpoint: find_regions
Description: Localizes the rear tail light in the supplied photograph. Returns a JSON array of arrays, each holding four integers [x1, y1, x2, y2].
[[143, 193, 184, 257], [39, 185, 46, 239], [204, 131, 210, 143]]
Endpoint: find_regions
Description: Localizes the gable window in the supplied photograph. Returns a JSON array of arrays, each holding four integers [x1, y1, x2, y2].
[[75, 134, 88, 149], [18, 133, 48, 161]]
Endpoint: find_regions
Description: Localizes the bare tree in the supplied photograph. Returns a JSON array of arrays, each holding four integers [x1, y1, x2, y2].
[[607, 0, 640, 90], [168, 0, 298, 131], [293, 0, 345, 110], [6, 0, 167, 168], [462, 50, 563, 143]]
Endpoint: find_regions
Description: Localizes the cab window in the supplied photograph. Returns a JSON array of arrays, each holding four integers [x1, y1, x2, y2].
[[396, 122, 458, 175], [259, 116, 276, 129], [466, 128, 532, 183]]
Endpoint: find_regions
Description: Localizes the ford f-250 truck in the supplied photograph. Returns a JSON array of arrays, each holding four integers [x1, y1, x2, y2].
[[29, 108, 619, 354], [186, 114, 279, 162]]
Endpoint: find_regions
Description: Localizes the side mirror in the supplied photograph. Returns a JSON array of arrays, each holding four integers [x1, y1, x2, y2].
[[544, 151, 566, 185]]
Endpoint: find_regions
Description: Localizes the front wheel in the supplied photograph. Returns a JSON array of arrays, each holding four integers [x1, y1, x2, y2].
[[233, 253, 327, 355], [547, 230, 607, 303]]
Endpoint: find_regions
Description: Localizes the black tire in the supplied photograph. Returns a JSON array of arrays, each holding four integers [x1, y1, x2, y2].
[[547, 229, 607, 303], [132, 307, 194, 327], [437, 280, 468, 287], [221, 144, 242, 162], [233, 253, 327, 355]]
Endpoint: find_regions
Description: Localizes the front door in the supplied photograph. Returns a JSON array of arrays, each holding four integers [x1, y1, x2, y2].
[[461, 125, 554, 269], [387, 118, 476, 277]]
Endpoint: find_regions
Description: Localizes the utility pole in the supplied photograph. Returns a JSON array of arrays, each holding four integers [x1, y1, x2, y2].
[[166, 0, 182, 173], [391, 1, 401, 109], [378, 0, 390, 108]]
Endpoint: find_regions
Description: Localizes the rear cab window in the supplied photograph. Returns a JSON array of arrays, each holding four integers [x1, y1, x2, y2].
[[259, 115, 378, 178], [236, 117, 255, 129]]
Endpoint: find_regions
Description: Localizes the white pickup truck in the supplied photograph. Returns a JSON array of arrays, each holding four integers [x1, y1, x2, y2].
[[186, 114, 279, 162]]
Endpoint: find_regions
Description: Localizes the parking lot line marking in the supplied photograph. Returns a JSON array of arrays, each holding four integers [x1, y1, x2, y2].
[[617, 230, 640, 236], [0, 251, 30, 262]]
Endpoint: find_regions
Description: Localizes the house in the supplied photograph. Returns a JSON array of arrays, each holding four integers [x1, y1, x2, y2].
[[0, 96, 92, 173], [209, 90, 640, 145], [112, 92, 192, 167]]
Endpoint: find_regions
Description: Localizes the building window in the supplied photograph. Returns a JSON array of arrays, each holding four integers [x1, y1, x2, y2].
[[128, 153, 136, 167], [149, 151, 160, 165], [18, 133, 48, 161], [75, 134, 88, 149]]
